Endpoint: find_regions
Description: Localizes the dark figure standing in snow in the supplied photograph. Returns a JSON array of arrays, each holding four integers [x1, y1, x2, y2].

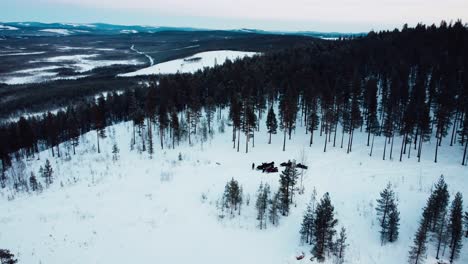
[[252, 163, 255, 170]]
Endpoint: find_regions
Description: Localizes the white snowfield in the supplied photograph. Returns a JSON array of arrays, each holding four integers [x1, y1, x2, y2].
[[0, 52, 46, 56], [39, 29, 73, 35], [31, 54, 143, 73], [0, 25, 18, 30], [0, 109, 467, 264], [118, 50, 259, 77]]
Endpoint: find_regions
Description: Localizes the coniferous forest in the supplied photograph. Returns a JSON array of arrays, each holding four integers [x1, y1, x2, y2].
[[1, 21, 468, 173], [1, 21, 468, 264]]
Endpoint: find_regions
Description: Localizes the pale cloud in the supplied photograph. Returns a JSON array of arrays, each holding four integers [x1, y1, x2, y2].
[[5, 0, 468, 31], [44, 0, 467, 24]]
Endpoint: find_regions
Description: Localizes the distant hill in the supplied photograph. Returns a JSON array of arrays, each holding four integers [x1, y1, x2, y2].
[[0, 21, 365, 39]]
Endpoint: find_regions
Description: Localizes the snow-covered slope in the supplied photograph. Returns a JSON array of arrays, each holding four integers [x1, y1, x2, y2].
[[0, 109, 467, 264], [118, 50, 259, 77]]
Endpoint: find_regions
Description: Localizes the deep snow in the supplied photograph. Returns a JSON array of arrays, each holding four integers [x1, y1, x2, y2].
[[118, 50, 259, 77], [0, 109, 467, 264]]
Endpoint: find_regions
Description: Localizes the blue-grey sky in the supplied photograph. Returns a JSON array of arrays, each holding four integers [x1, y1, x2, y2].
[[2, 0, 467, 32]]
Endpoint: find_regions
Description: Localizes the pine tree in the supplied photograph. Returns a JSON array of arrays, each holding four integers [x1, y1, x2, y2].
[[464, 212, 468, 238], [29, 172, 38, 192], [112, 143, 119, 161], [308, 99, 319, 146], [42, 159, 53, 187], [387, 202, 400, 242], [94, 95, 107, 154], [334, 227, 348, 263], [269, 191, 280, 226], [429, 176, 450, 259], [222, 178, 243, 217], [278, 163, 298, 216], [312, 192, 338, 261], [448, 192, 463, 263], [376, 183, 398, 244], [255, 183, 270, 229], [0, 249, 18, 264], [205, 97, 216, 134], [408, 210, 430, 264], [170, 109, 180, 149], [266, 107, 278, 144], [300, 198, 315, 244]]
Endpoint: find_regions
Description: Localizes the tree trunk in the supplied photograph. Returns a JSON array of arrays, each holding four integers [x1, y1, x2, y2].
[[463, 140, 467, 166], [310, 129, 314, 146], [418, 136, 423, 162], [450, 114, 458, 146], [383, 136, 387, 160], [434, 135, 439, 163], [347, 130, 352, 154], [340, 127, 345, 148], [245, 130, 249, 154], [399, 134, 405, 162], [268, 132, 272, 144], [370, 134, 375, 156], [333, 121, 338, 147], [233, 126, 236, 149], [160, 129, 164, 150], [283, 129, 286, 151], [97, 130, 100, 154], [389, 133, 394, 160], [367, 129, 371, 146], [237, 128, 240, 152], [323, 126, 328, 153]]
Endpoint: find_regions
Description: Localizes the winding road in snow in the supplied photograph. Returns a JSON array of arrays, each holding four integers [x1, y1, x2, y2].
[[131, 44, 154, 66]]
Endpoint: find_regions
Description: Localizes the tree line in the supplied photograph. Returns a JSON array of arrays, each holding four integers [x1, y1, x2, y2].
[[1, 21, 468, 184]]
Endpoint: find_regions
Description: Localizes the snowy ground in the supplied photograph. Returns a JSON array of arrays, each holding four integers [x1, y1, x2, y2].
[[0, 110, 467, 264], [118, 50, 259, 77]]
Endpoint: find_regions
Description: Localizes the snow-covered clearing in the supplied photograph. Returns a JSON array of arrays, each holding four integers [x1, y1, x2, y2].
[[118, 50, 259, 77], [0, 52, 46, 56], [121, 30, 138, 34], [0, 108, 466, 264], [39, 29, 73, 35], [30, 54, 143, 73], [0, 25, 19, 30]]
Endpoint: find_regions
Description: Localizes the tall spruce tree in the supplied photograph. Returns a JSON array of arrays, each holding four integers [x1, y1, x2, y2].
[[448, 193, 463, 263], [408, 207, 431, 264], [428, 176, 450, 259], [222, 178, 243, 217], [42, 159, 53, 187], [300, 197, 316, 244], [376, 183, 399, 244], [312, 192, 338, 262], [463, 211, 468, 238], [255, 183, 270, 229], [266, 107, 278, 144], [269, 191, 280, 226], [334, 227, 348, 264]]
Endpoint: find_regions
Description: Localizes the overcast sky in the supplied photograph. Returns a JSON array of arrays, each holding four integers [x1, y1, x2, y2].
[[2, 0, 467, 32]]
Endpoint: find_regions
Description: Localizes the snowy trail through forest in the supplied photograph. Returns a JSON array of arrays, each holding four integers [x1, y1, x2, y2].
[[130, 44, 154, 66]]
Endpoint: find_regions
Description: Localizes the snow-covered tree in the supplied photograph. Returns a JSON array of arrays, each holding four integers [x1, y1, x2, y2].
[[300, 198, 315, 244], [312, 192, 337, 261], [376, 183, 399, 244], [255, 183, 270, 229], [222, 178, 243, 217], [41, 159, 53, 187], [269, 191, 280, 226], [408, 207, 430, 264], [447, 192, 463, 263], [266, 107, 277, 144], [334, 227, 348, 264]]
